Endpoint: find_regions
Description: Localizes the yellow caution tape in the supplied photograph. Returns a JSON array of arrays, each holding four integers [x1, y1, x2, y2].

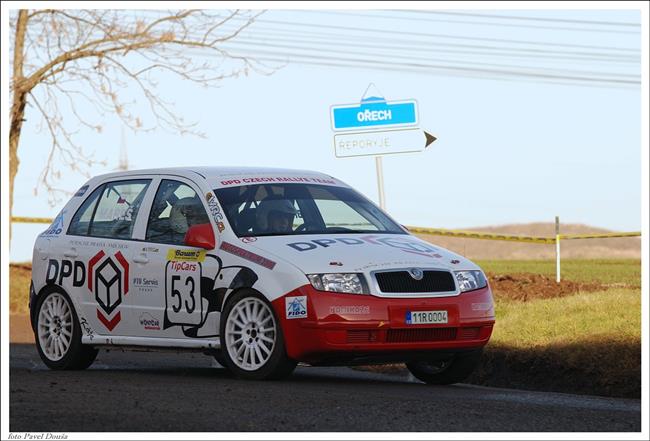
[[10, 217, 640, 243], [11, 216, 54, 224], [407, 226, 556, 244], [559, 232, 641, 240]]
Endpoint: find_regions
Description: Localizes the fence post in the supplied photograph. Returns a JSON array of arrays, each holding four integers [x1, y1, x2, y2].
[[555, 216, 561, 283]]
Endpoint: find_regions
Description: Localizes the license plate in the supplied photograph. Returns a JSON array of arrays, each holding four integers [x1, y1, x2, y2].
[[406, 310, 448, 325]]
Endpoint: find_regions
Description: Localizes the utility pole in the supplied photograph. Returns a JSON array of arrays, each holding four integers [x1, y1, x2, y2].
[[118, 127, 129, 171]]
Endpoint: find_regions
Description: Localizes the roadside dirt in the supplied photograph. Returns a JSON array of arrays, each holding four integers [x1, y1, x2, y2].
[[486, 272, 606, 302]]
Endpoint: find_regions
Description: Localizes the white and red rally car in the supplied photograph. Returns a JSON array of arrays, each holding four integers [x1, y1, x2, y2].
[[30, 167, 495, 383]]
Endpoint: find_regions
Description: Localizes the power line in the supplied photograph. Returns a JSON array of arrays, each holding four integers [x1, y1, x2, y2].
[[297, 10, 641, 35], [398, 10, 641, 27], [218, 37, 639, 81], [189, 46, 639, 87], [132, 11, 641, 53], [220, 27, 640, 64]]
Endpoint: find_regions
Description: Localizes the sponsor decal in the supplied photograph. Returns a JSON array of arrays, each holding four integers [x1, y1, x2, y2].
[[70, 239, 127, 250], [142, 246, 159, 253], [45, 251, 129, 332], [329, 261, 343, 266], [287, 235, 444, 259], [285, 296, 307, 319], [88, 250, 129, 331], [79, 317, 94, 340], [165, 259, 202, 327], [168, 261, 198, 272], [471, 303, 493, 311], [139, 312, 161, 330], [329, 305, 370, 315], [132, 276, 159, 293], [74, 185, 89, 197], [220, 241, 276, 270], [166, 248, 206, 262], [451, 259, 461, 264], [41, 210, 67, 237], [206, 192, 226, 233], [241, 236, 257, 243], [219, 176, 338, 186]]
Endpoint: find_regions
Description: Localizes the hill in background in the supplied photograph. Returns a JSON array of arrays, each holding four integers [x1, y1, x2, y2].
[[415, 223, 640, 260]]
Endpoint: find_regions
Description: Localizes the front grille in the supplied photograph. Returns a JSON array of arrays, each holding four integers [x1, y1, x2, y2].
[[375, 270, 456, 293], [386, 327, 457, 343]]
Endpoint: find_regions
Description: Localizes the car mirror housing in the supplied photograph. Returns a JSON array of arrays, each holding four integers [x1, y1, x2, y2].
[[184, 223, 216, 250]]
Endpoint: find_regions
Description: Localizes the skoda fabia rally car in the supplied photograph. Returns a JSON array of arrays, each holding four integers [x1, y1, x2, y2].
[[30, 167, 495, 383]]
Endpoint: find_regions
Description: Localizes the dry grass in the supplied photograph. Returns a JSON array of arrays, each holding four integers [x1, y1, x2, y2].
[[416, 223, 640, 260], [10, 264, 31, 314]]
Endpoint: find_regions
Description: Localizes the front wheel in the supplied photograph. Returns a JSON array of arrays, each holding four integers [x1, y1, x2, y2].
[[34, 290, 98, 370], [406, 349, 483, 385], [220, 290, 296, 380]]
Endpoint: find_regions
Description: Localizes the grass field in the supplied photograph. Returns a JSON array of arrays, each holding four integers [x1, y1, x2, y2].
[[9, 259, 642, 397], [477, 258, 641, 287]]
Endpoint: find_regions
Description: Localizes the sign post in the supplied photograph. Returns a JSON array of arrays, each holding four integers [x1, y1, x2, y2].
[[330, 85, 436, 209], [556, 216, 561, 283]]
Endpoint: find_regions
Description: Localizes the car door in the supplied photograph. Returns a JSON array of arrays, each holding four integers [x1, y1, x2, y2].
[[65, 178, 152, 336], [129, 177, 219, 339]]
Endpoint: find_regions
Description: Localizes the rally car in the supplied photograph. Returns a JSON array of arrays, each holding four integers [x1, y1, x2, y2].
[[30, 167, 495, 383]]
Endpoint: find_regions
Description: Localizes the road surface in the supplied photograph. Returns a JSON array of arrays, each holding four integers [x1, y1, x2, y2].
[[9, 343, 641, 432]]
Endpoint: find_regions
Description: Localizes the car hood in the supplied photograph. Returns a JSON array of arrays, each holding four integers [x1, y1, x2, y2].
[[240, 233, 480, 275]]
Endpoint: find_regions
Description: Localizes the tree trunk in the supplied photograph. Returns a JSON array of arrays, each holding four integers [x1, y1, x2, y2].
[[10, 10, 29, 241]]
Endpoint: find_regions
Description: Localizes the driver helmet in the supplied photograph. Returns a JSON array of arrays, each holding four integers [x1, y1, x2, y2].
[[169, 197, 198, 235], [256, 198, 298, 232]]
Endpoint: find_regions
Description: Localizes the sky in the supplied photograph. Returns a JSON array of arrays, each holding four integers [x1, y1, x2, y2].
[[5, 6, 644, 262]]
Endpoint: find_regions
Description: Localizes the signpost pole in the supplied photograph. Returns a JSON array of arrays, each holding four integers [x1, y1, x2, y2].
[[555, 216, 561, 283], [375, 156, 386, 209]]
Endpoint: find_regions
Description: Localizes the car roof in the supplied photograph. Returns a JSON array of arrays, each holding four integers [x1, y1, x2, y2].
[[87, 166, 348, 189]]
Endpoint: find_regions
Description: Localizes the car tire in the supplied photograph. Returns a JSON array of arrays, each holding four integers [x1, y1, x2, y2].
[[34, 289, 98, 370], [219, 289, 296, 380], [406, 349, 483, 385]]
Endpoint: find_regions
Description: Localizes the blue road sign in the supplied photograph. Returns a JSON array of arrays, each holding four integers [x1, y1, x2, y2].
[[331, 97, 418, 131]]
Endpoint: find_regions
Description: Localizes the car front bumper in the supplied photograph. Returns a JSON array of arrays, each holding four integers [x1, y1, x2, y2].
[[271, 284, 495, 364]]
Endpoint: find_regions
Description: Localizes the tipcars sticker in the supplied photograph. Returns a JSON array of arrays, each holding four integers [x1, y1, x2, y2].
[[285, 296, 307, 319], [164, 260, 203, 326]]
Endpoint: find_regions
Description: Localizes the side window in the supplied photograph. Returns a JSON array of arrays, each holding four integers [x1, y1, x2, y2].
[[68, 179, 150, 239], [146, 180, 210, 245], [68, 185, 104, 236]]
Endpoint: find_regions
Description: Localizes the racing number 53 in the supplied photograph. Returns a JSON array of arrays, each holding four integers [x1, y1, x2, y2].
[[171, 275, 195, 314], [165, 261, 203, 327]]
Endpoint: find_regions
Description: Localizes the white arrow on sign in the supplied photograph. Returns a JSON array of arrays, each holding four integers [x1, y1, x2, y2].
[[333, 128, 436, 158]]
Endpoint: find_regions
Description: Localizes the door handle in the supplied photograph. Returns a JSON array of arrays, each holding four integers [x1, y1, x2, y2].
[[64, 248, 78, 258], [133, 254, 149, 264]]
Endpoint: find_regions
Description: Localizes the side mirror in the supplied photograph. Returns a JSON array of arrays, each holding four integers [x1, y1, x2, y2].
[[184, 223, 216, 250]]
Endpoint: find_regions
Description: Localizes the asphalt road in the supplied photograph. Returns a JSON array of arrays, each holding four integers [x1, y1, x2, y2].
[[9, 344, 640, 432]]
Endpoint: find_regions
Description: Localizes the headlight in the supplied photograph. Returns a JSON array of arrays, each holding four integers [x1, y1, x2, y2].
[[307, 273, 369, 294], [454, 270, 488, 293]]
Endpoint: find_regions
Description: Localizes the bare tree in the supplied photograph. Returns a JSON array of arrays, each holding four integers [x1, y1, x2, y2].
[[9, 9, 271, 232]]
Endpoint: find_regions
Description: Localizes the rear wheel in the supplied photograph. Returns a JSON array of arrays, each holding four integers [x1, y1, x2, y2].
[[220, 290, 296, 380], [406, 349, 483, 385], [34, 290, 98, 370]]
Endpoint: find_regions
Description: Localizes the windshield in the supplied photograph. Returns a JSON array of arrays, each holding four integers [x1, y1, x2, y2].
[[214, 184, 406, 237]]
